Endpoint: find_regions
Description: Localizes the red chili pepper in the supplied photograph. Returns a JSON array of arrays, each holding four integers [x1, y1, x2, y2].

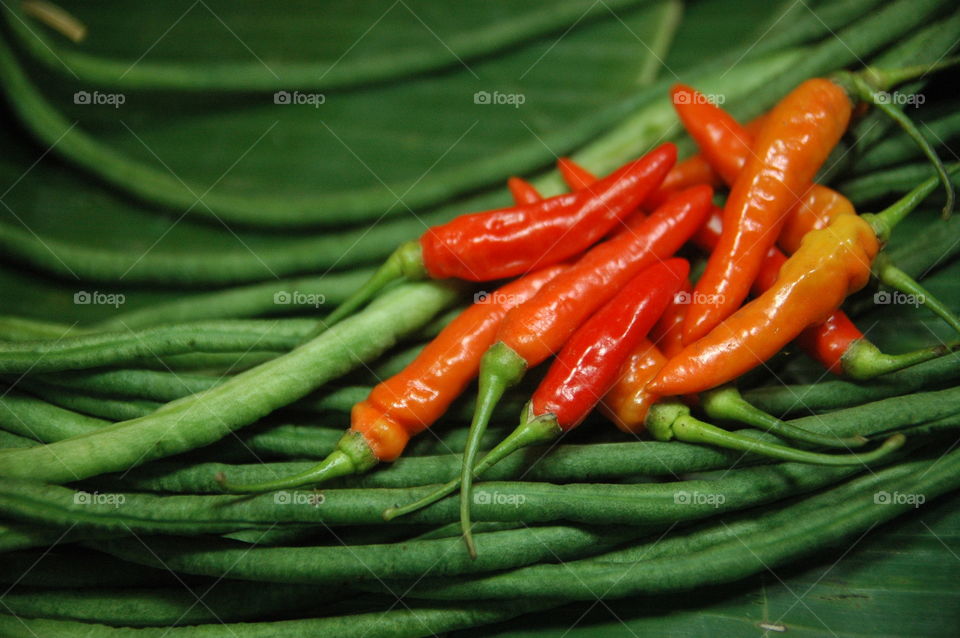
[[217, 264, 564, 492], [326, 145, 676, 326], [387, 259, 689, 556], [506, 176, 542, 205], [529, 258, 688, 430], [383, 188, 711, 528], [680, 79, 852, 345]]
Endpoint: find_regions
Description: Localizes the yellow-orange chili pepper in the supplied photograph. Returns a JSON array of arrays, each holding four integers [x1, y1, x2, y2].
[[650, 214, 879, 396]]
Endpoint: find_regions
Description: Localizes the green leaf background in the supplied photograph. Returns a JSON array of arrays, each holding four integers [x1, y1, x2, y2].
[[0, 0, 958, 635]]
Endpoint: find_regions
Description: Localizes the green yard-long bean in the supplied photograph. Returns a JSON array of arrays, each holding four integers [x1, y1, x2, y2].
[[0, 282, 459, 482]]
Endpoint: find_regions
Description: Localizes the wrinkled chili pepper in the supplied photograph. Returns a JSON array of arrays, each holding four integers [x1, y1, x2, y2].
[[679, 79, 853, 344], [675, 88, 954, 377], [217, 264, 564, 492], [382, 188, 712, 526], [650, 174, 954, 396], [325, 144, 676, 326], [387, 259, 689, 556]]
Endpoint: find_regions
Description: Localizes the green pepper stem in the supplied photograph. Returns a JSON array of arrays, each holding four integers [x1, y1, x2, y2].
[[382, 342, 527, 524], [321, 241, 427, 329], [700, 385, 867, 448], [460, 408, 560, 558], [216, 431, 376, 492], [862, 164, 959, 241], [648, 401, 905, 466], [873, 253, 960, 338], [841, 338, 952, 380], [380, 406, 559, 535], [848, 73, 954, 218]]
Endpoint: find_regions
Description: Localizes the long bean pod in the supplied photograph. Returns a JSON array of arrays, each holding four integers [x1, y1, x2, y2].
[[0, 282, 460, 483]]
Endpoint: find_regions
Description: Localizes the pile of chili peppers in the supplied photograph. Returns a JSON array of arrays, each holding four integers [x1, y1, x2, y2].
[[222, 66, 959, 558]]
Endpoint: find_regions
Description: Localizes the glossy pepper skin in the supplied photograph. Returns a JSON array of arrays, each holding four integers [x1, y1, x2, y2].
[[422, 144, 676, 281], [681, 79, 852, 344], [350, 264, 565, 461], [672, 83, 857, 257], [498, 185, 713, 367], [651, 214, 880, 396], [777, 185, 855, 254], [600, 338, 668, 433], [531, 259, 688, 430]]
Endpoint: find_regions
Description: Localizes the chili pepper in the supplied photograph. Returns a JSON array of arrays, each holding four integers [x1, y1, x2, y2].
[[604, 337, 893, 451], [675, 86, 957, 376], [777, 185, 856, 254], [679, 68, 955, 345], [650, 174, 950, 396], [560, 145, 728, 212], [680, 78, 853, 345], [506, 177, 542, 205], [388, 259, 690, 556], [600, 338, 667, 433], [325, 145, 676, 326], [217, 265, 564, 492], [382, 188, 712, 523], [693, 202, 946, 379], [648, 278, 692, 358]]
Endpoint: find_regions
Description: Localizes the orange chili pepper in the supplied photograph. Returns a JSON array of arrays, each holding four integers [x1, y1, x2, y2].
[[650, 214, 879, 396], [601, 338, 667, 433], [218, 264, 564, 492], [680, 79, 852, 345]]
